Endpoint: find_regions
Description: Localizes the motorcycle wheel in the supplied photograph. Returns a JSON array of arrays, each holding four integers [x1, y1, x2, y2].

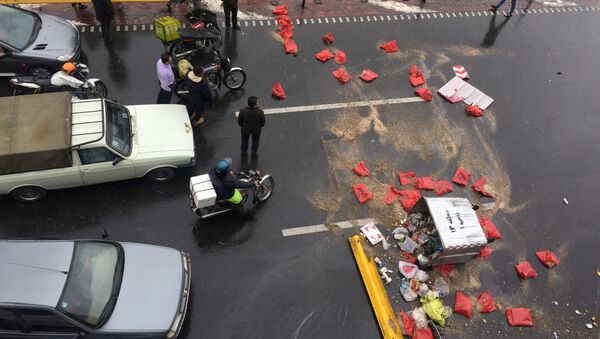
[[169, 40, 191, 62], [93, 81, 108, 98], [174, 79, 189, 99], [223, 69, 246, 89], [255, 176, 274, 203]]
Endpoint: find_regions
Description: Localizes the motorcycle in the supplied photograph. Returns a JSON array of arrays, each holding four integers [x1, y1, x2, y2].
[[10, 63, 108, 98], [168, 8, 222, 62], [190, 170, 274, 219], [174, 48, 246, 99]]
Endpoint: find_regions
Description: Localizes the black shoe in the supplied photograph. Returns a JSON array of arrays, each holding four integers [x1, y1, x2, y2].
[[225, 25, 232, 30], [504, 12, 513, 17], [489, 4, 498, 11], [234, 24, 241, 31]]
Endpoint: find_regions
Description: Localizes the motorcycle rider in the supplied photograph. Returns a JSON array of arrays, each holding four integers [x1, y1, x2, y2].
[[209, 157, 257, 204], [50, 62, 84, 90]]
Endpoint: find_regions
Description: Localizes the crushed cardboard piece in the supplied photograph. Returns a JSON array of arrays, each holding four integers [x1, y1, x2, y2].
[[438, 76, 494, 109]]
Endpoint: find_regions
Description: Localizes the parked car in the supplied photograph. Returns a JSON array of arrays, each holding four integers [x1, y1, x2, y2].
[[0, 92, 196, 202], [0, 4, 81, 78], [0, 239, 191, 338]]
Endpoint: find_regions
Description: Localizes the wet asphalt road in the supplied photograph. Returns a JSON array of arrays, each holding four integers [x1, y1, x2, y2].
[[2, 8, 600, 339]]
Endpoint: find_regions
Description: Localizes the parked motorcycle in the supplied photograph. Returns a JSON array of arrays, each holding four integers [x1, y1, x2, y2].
[[168, 8, 222, 62], [174, 48, 246, 99], [190, 170, 274, 219], [10, 63, 108, 98]]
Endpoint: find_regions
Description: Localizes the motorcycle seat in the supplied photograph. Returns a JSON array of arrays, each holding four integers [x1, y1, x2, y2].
[[178, 27, 219, 40]]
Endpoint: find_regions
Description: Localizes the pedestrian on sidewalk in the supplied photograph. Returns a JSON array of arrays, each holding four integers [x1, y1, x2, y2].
[[238, 96, 265, 155], [91, 0, 114, 44], [222, 0, 241, 30], [186, 68, 211, 126], [490, 0, 517, 17], [156, 53, 174, 104]]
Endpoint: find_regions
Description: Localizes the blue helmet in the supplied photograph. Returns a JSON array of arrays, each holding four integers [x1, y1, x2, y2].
[[214, 157, 232, 174]]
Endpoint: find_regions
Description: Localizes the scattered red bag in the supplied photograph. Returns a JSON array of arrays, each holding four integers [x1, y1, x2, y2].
[[477, 291, 497, 313], [433, 180, 453, 196], [322, 32, 334, 45], [278, 23, 293, 32], [272, 5, 288, 15], [352, 184, 372, 204], [472, 176, 493, 197], [315, 49, 334, 62], [332, 67, 351, 83], [506, 308, 534, 327], [415, 177, 434, 190], [454, 290, 472, 318], [400, 251, 417, 264], [334, 50, 346, 64], [478, 216, 502, 240], [359, 69, 378, 82], [409, 75, 426, 87], [415, 328, 434, 339], [434, 264, 455, 277], [409, 64, 422, 77], [535, 250, 560, 268], [379, 40, 399, 53], [398, 190, 421, 212], [278, 27, 293, 42], [384, 186, 400, 205], [466, 105, 484, 117], [452, 166, 471, 186], [272, 82, 286, 100], [352, 161, 370, 176], [400, 310, 415, 336], [515, 262, 538, 279], [477, 247, 492, 260], [415, 88, 433, 101], [284, 39, 298, 55], [277, 15, 292, 27], [398, 171, 416, 186]]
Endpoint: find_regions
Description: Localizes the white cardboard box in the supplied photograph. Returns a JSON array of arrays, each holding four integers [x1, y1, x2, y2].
[[190, 174, 217, 208]]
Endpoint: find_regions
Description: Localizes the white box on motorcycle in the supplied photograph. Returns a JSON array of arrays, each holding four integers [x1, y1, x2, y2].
[[190, 174, 217, 208]]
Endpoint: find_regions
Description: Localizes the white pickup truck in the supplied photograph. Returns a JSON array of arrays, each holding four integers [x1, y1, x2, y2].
[[0, 92, 195, 202]]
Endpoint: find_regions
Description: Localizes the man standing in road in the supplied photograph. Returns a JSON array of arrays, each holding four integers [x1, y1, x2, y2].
[[92, 0, 115, 44], [238, 96, 265, 155], [222, 0, 241, 30], [156, 53, 174, 104]]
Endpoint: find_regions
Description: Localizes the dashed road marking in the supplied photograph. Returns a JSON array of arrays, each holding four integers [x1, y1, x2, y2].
[[281, 218, 375, 237]]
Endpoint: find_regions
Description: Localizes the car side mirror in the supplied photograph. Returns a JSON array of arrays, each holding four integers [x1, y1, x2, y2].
[[112, 157, 123, 166]]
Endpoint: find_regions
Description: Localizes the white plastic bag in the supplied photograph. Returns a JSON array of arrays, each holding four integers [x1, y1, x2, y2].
[[432, 277, 449, 298], [400, 279, 418, 302], [412, 307, 429, 329], [414, 269, 429, 282], [400, 237, 419, 253], [398, 261, 419, 279]]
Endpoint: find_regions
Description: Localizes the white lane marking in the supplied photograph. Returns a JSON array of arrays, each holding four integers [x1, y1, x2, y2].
[[426, 13, 430, 18], [81, 26, 86, 33], [252, 20, 256, 26], [318, 18, 322, 23], [133, 25, 137, 31], [452, 12, 457, 17], [400, 14, 404, 20], [325, 17, 329, 23], [483, 10, 488, 16], [282, 218, 375, 237], [332, 17, 336, 23], [260, 20, 264, 26], [386, 15, 391, 20], [303, 19, 307, 24], [393, 14, 398, 20], [90, 26, 95, 32], [150, 24, 154, 30]]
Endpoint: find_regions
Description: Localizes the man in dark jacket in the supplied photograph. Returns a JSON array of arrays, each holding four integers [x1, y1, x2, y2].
[[209, 157, 256, 204], [237, 96, 265, 155], [222, 0, 240, 30], [91, 0, 114, 44]]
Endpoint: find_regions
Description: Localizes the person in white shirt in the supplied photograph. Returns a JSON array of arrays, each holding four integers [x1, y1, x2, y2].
[[51, 62, 84, 89]]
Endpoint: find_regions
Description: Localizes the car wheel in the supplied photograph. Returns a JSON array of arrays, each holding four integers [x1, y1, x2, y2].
[[28, 65, 53, 79], [146, 167, 176, 182], [12, 186, 47, 202]]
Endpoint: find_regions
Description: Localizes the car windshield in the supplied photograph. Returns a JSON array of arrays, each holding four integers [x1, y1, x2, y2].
[[0, 5, 38, 50], [58, 242, 123, 328], [105, 100, 132, 156]]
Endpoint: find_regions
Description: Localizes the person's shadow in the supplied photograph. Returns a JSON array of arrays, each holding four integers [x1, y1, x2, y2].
[[481, 12, 510, 48]]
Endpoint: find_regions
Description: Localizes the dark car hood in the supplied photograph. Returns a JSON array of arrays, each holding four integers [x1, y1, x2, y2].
[[21, 12, 79, 59]]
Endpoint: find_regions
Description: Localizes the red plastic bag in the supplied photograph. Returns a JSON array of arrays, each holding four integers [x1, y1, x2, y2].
[[315, 49, 334, 62], [478, 216, 502, 240], [272, 5, 288, 15], [515, 262, 538, 279], [535, 250, 560, 268], [452, 166, 471, 186], [400, 252, 417, 264], [272, 82, 286, 100], [409, 64, 422, 77], [415, 177, 434, 190], [466, 105, 484, 117], [334, 50, 346, 64], [409, 75, 426, 87], [415, 88, 433, 101], [433, 180, 453, 196], [284, 39, 298, 55], [352, 161, 370, 176], [278, 27, 293, 42], [384, 186, 400, 205], [379, 40, 399, 53], [277, 15, 292, 27], [322, 32, 334, 45], [454, 290, 472, 318], [477, 247, 492, 260], [506, 308, 534, 327], [398, 190, 421, 212], [352, 184, 372, 204], [398, 171, 416, 186], [477, 291, 497, 313], [415, 328, 434, 339], [472, 176, 493, 197], [359, 69, 378, 82], [332, 67, 351, 83], [400, 310, 415, 336], [434, 264, 455, 277]]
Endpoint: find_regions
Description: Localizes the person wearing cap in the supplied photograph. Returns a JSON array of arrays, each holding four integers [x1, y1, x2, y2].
[[156, 53, 174, 104], [185, 67, 212, 126], [208, 157, 257, 204], [50, 62, 84, 89]]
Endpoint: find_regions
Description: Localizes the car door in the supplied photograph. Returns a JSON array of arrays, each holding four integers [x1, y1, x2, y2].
[[10, 308, 81, 338], [0, 42, 20, 76], [77, 147, 135, 186]]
